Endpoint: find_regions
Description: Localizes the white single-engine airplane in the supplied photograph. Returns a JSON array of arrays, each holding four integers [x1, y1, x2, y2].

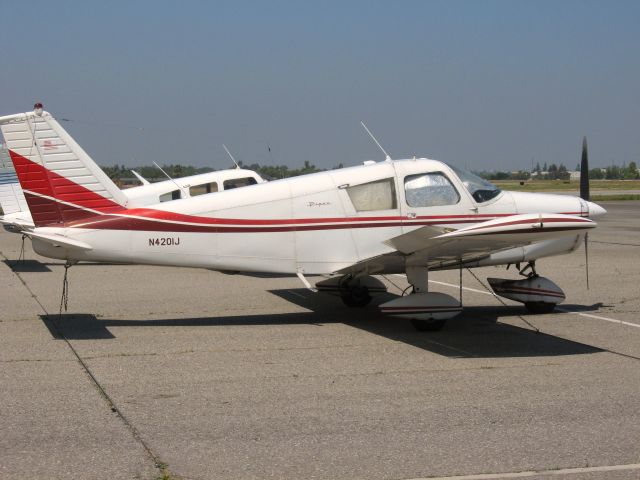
[[1, 106, 606, 330], [1, 140, 265, 234]]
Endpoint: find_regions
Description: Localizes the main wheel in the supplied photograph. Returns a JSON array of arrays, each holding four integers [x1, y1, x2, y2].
[[524, 301, 556, 314], [411, 318, 447, 331], [340, 286, 372, 307]]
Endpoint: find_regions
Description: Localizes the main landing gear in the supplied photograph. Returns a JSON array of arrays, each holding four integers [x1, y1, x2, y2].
[[315, 275, 387, 308], [379, 266, 462, 332], [488, 261, 566, 314]]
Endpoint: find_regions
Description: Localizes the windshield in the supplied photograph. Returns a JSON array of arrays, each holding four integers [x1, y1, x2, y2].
[[447, 164, 501, 203]]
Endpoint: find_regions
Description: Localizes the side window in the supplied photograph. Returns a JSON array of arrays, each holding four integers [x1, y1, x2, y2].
[[404, 173, 460, 207], [189, 182, 218, 197], [159, 189, 181, 203], [346, 178, 397, 212], [223, 177, 257, 190]]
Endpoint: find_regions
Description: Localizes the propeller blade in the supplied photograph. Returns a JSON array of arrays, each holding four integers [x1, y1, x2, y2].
[[580, 136, 590, 201], [584, 232, 590, 290]]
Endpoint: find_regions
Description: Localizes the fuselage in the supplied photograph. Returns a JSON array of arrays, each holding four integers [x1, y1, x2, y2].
[[31, 159, 605, 275]]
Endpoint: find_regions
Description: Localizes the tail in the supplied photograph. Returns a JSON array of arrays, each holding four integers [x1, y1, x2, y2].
[[0, 106, 127, 227]]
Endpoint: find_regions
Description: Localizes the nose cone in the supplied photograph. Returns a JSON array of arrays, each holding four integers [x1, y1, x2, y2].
[[588, 201, 607, 217]]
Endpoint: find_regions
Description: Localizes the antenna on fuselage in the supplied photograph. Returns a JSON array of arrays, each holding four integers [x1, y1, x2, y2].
[[223, 144, 241, 169], [152, 161, 187, 195], [360, 121, 392, 161]]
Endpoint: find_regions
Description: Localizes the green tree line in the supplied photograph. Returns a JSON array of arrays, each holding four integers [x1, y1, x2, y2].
[[477, 161, 639, 181], [102, 160, 638, 185], [101, 160, 340, 183]]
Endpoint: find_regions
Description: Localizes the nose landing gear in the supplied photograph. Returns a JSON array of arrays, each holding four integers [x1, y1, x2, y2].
[[489, 261, 565, 314]]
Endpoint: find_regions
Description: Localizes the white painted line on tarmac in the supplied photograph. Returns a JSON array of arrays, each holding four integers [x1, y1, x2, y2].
[[430, 280, 491, 296], [556, 307, 640, 329], [405, 462, 640, 479], [392, 275, 640, 329]]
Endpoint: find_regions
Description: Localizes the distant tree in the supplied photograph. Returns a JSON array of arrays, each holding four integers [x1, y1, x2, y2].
[[575, 163, 580, 171], [624, 161, 639, 179], [557, 164, 570, 181], [605, 165, 622, 180], [535, 162, 541, 173], [542, 162, 548, 171], [512, 170, 531, 180], [589, 168, 604, 180]]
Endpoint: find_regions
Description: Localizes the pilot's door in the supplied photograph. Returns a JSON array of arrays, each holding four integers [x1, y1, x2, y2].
[[394, 163, 474, 234]]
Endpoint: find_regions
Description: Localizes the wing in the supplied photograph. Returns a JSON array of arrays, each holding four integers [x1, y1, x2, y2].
[[336, 213, 595, 276]]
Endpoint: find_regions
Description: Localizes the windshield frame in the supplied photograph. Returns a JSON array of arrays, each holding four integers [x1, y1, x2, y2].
[[446, 164, 502, 204]]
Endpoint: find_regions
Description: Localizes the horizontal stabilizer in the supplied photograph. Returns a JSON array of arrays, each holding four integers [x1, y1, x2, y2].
[[28, 231, 93, 250], [131, 170, 150, 185]]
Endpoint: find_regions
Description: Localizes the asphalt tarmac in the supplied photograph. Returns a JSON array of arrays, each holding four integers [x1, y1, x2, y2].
[[1, 201, 639, 480]]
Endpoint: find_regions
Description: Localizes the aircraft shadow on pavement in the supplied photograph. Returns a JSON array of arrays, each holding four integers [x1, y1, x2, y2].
[[271, 289, 603, 359], [38, 310, 340, 341], [39, 288, 602, 359], [3, 259, 52, 272]]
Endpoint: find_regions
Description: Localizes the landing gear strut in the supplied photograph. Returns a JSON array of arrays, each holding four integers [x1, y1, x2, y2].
[[517, 260, 537, 278]]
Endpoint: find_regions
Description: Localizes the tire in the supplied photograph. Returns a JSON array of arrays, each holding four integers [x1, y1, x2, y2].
[[524, 302, 556, 314], [340, 286, 372, 308], [411, 318, 447, 332]]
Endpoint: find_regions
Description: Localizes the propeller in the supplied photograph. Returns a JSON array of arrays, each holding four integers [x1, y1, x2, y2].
[[580, 136, 590, 289]]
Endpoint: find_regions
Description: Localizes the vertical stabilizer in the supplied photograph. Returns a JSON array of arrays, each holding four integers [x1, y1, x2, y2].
[[0, 108, 127, 226]]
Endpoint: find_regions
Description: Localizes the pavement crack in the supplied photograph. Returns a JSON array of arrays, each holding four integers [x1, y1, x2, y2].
[[1, 251, 173, 480]]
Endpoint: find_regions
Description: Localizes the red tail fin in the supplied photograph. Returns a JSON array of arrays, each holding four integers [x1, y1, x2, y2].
[[0, 109, 127, 227]]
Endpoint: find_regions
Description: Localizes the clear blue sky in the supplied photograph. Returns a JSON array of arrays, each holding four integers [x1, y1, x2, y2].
[[1, 0, 638, 171]]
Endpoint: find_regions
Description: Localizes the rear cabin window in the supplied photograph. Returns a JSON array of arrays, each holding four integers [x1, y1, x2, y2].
[[223, 177, 257, 190], [404, 173, 460, 207], [159, 189, 182, 203], [347, 178, 397, 211], [189, 182, 218, 196]]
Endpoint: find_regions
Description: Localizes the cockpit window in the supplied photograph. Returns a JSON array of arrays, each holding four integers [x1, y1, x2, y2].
[[404, 173, 460, 207], [447, 164, 501, 203]]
